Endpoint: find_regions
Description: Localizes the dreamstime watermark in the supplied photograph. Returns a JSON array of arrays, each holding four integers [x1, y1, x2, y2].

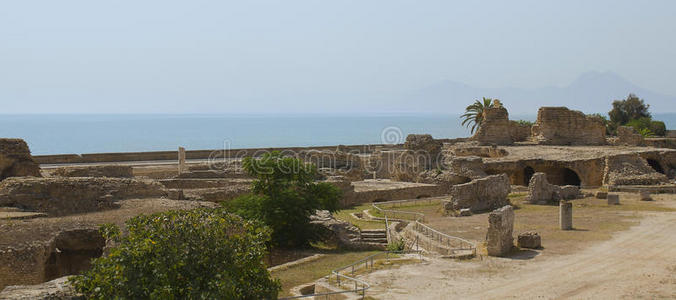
[[205, 126, 446, 176]]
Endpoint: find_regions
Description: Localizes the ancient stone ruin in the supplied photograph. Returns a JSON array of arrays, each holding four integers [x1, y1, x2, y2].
[[614, 126, 644, 146], [50, 165, 134, 178], [471, 105, 530, 145], [447, 174, 511, 212], [531, 107, 606, 145], [517, 231, 541, 249], [559, 200, 573, 230], [0, 139, 41, 181], [525, 172, 580, 204], [0, 177, 167, 216], [486, 205, 514, 256], [602, 153, 668, 186]]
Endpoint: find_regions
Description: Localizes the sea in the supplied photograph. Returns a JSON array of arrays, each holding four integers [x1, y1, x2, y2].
[[1, 113, 675, 155]]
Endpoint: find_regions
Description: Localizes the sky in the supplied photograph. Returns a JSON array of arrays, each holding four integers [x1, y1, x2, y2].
[[1, 0, 675, 114]]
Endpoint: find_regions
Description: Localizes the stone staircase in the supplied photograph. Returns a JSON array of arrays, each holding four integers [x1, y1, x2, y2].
[[359, 229, 388, 245]]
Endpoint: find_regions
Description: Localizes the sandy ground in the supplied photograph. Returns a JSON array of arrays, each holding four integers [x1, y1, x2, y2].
[[362, 201, 676, 299]]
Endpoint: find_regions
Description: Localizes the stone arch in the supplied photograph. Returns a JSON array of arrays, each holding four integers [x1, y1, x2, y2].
[[646, 159, 665, 174], [562, 168, 581, 186], [524, 166, 535, 186]]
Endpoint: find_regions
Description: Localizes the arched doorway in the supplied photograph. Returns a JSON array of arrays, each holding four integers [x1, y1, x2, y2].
[[524, 166, 535, 186], [646, 159, 665, 174], [562, 168, 581, 186]]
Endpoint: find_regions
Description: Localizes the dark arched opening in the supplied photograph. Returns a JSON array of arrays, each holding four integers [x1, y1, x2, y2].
[[646, 159, 665, 174], [524, 166, 535, 186], [562, 168, 581, 186]]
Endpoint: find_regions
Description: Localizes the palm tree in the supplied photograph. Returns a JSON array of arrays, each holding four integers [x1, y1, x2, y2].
[[461, 97, 495, 134]]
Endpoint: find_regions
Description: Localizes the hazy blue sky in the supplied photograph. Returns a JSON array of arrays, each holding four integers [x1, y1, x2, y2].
[[1, 0, 675, 113]]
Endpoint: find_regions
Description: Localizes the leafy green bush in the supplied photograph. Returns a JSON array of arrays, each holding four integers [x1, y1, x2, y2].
[[650, 120, 666, 136], [224, 151, 342, 248], [386, 238, 406, 252], [70, 208, 280, 299], [514, 120, 534, 127], [627, 117, 666, 137]]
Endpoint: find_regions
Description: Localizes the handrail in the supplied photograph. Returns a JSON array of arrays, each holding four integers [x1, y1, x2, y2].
[[280, 250, 420, 299]]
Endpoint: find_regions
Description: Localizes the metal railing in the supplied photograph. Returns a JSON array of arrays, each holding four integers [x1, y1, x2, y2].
[[280, 251, 421, 299]]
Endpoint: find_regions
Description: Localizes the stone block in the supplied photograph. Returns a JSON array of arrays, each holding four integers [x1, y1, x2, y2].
[[517, 231, 541, 249], [595, 191, 608, 199], [486, 205, 514, 257], [450, 174, 511, 212], [607, 194, 620, 205], [167, 189, 185, 200], [559, 201, 573, 230]]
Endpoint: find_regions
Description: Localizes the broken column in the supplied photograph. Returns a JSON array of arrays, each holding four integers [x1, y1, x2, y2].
[[607, 194, 620, 205], [178, 147, 187, 175], [486, 205, 514, 256], [559, 200, 572, 230]]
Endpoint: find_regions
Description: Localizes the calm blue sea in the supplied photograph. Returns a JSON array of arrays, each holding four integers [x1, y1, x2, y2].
[[1, 113, 674, 155]]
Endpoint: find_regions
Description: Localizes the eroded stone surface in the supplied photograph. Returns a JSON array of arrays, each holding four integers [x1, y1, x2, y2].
[[0, 177, 167, 216], [526, 173, 580, 204], [450, 174, 511, 212], [532, 107, 606, 146], [0, 138, 41, 181], [517, 231, 541, 249], [603, 154, 668, 186], [50, 165, 133, 178], [0, 276, 80, 300], [486, 205, 514, 256]]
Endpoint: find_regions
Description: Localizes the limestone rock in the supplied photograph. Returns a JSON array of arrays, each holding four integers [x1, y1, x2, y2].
[[450, 174, 511, 212], [615, 126, 644, 146], [607, 194, 620, 205], [403, 134, 442, 158], [525, 172, 580, 204], [459, 208, 472, 217], [486, 205, 514, 256], [0, 276, 81, 299], [0, 177, 167, 216], [602, 154, 668, 186], [50, 165, 133, 178], [560, 200, 573, 230], [448, 156, 487, 179], [472, 106, 515, 145], [595, 191, 608, 199], [531, 107, 606, 145], [517, 231, 541, 249], [0, 138, 41, 181]]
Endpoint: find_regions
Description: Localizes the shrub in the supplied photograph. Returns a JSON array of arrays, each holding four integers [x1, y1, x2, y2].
[[225, 151, 342, 248], [70, 208, 280, 299], [650, 120, 666, 136], [386, 238, 406, 252], [515, 120, 534, 127]]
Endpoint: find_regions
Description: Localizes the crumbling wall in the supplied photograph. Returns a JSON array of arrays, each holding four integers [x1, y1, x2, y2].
[[449, 174, 510, 212], [486, 205, 514, 257], [0, 177, 167, 216], [525, 172, 580, 204], [603, 153, 668, 185], [613, 126, 644, 146], [0, 138, 41, 181], [472, 106, 514, 145], [531, 107, 606, 145], [50, 165, 134, 178]]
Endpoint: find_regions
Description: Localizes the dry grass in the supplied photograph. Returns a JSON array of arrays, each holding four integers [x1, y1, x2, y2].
[[334, 204, 385, 230], [390, 192, 676, 256], [271, 250, 380, 297]]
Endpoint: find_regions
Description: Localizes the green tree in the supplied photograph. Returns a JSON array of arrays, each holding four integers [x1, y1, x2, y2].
[[461, 97, 495, 134], [225, 151, 341, 247], [71, 209, 280, 299], [608, 93, 651, 126]]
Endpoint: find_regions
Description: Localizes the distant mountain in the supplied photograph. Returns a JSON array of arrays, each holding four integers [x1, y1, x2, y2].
[[396, 71, 676, 115]]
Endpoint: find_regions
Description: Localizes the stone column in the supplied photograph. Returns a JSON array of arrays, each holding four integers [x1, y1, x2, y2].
[[178, 147, 186, 175], [486, 205, 514, 256], [559, 200, 572, 230], [607, 194, 620, 205]]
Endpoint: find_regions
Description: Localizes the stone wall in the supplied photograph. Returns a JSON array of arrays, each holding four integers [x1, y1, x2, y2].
[[0, 138, 41, 181], [531, 107, 606, 145], [602, 154, 668, 186], [449, 174, 511, 212], [0, 177, 167, 216], [471, 106, 515, 145], [525, 172, 580, 204], [50, 165, 134, 178], [614, 126, 644, 146], [486, 205, 514, 257]]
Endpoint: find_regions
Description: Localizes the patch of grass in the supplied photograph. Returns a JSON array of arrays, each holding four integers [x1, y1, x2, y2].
[[271, 250, 380, 297], [333, 204, 385, 230]]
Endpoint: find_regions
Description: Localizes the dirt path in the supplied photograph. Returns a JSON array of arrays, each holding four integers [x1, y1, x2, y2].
[[363, 208, 676, 299]]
